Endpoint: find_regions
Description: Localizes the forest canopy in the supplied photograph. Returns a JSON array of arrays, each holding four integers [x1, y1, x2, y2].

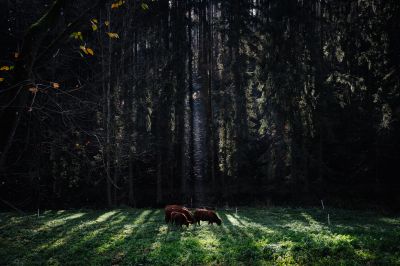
[[0, 0, 399, 210]]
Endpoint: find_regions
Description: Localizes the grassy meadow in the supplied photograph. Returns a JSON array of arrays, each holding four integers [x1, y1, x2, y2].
[[0, 207, 399, 265]]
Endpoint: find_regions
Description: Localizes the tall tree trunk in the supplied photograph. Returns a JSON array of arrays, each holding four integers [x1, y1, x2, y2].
[[185, 2, 195, 203], [156, 148, 163, 205], [104, 8, 113, 207], [231, 0, 249, 181]]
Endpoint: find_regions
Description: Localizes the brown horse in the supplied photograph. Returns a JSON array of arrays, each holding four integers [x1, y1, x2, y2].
[[170, 211, 190, 227], [164, 205, 195, 224], [194, 209, 222, 225]]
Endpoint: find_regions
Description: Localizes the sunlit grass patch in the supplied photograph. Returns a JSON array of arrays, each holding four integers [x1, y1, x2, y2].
[[95, 210, 119, 222], [0, 207, 399, 265]]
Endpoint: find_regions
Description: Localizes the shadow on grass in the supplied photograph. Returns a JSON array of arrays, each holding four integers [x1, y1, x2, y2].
[[223, 208, 400, 265], [1, 210, 145, 265], [38, 210, 153, 265], [1, 208, 399, 265]]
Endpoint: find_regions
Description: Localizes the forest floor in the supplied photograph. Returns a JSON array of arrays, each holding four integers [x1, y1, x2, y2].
[[0, 207, 399, 265]]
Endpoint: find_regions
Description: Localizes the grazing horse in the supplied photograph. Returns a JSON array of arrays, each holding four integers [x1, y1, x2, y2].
[[164, 205, 195, 224], [170, 211, 190, 227], [194, 209, 222, 225]]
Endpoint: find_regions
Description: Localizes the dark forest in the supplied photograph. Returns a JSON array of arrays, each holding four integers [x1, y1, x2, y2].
[[2, 0, 399, 210], [1, 1, 400, 264]]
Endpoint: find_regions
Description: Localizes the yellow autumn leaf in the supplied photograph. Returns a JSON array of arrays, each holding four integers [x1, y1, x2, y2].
[[106, 32, 119, 39], [0, 77, 4, 82], [0, 66, 10, 71], [71, 31, 83, 40], [111, 0, 125, 9], [86, 48, 94, 56], [28, 87, 39, 93], [80, 46, 88, 55], [52, 82, 60, 89], [105, 21, 110, 26], [141, 3, 149, 10], [90, 19, 98, 31]]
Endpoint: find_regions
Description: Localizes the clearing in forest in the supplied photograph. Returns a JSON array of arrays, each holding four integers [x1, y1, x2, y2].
[[0, 208, 399, 265]]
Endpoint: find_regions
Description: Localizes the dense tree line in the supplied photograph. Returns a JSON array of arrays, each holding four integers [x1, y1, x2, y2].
[[0, 0, 399, 210]]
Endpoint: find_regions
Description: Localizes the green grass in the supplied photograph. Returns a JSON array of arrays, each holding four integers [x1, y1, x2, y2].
[[0, 207, 399, 265]]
